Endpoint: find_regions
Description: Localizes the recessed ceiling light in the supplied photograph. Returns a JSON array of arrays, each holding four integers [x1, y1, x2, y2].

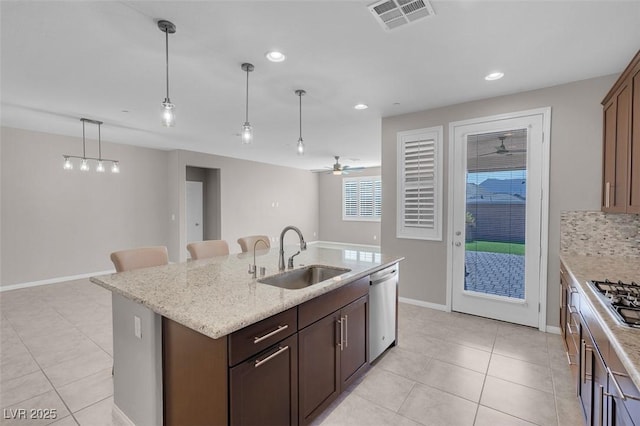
[[354, 104, 368, 110], [485, 72, 504, 81], [265, 51, 286, 62]]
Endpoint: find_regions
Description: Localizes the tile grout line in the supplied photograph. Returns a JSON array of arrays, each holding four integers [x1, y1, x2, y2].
[[1, 311, 79, 425]]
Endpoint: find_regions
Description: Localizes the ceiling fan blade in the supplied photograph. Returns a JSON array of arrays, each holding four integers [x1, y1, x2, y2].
[[507, 149, 527, 153], [478, 152, 497, 157]]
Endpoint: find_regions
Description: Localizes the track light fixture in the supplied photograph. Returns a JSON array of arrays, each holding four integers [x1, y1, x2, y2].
[[158, 20, 176, 127], [295, 89, 306, 156], [241, 62, 254, 144], [63, 118, 120, 173]]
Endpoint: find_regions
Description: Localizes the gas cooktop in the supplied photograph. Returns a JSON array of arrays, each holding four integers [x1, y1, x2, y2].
[[590, 280, 640, 328]]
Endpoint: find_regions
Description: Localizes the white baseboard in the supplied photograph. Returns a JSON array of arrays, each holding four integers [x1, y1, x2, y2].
[[399, 297, 449, 312], [0, 270, 115, 292], [545, 325, 561, 335], [113, 404, 136, 426], [309, 240, 381, 250]]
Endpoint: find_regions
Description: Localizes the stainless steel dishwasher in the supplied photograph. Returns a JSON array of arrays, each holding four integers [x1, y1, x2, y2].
[[369, 264, 398, 362]]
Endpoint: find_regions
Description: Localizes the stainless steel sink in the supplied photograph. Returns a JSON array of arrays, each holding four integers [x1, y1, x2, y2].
[[258, 265, 351, 290]]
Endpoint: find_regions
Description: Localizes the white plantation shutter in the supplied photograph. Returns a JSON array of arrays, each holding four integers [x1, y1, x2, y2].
[[343, 176, 382, 221], [397, 126, 443, 240]]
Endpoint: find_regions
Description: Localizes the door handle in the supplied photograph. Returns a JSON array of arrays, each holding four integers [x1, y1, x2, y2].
[[195, 223, 200, 226], [455, 242, 462, 247]]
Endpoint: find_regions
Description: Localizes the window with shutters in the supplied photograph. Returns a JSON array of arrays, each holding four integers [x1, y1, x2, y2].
[[342, 176, 382, 222], [397, 126, 443, 240]]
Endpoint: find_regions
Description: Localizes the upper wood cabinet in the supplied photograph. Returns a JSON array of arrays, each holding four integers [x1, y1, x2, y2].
[[602, 49, 640, 213]]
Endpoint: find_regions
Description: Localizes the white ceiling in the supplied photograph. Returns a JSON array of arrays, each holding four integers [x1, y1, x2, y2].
[[2, 1, 639, 171]]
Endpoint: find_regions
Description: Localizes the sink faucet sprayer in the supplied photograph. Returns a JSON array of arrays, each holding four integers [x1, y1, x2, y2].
[[279, 226, 307, 271]]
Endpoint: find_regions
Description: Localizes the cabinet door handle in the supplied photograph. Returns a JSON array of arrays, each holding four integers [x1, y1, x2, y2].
[[581, 340, 594, 384], [566, 351, 577, 366], [568, 305, 578, 315], [605, 182, 611, 208], [607, 367, 640, 401], [337, 318, 343, 351], [567, 321, 577, 335], [254, 346, 289, 368], [344, 315, 348, 348], [254, 324, 288, 344]]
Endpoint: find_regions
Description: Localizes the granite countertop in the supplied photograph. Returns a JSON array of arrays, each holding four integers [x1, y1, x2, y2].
[[91, 243, 402, 340], [560, 253, 640, 389]]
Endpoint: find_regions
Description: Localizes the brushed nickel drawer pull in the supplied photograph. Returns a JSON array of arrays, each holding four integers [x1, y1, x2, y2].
[[605, 182, 611, 208], [566, 351, 577, 366], [567, 321, 577, 335], [337, 318, 344, 351], [569, 287, 579, 294], [568, 305, 578, 315], [344, 315, 348, 348], [607, 367, 640, 401], [254, 324, 289, 344], [254, 346, 289, 368]]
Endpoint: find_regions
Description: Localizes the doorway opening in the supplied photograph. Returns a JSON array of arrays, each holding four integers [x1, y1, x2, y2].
[[186, 166, 221, 258]]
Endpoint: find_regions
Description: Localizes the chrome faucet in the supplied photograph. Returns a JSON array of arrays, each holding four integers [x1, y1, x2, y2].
[[279, 226, 307, 271], [249, 238, 269, 278]]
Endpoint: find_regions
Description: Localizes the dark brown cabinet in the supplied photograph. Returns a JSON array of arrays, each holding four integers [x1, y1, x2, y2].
[[297, 277, 370, 425], [602, 49, 640, 213], [163, 274, 379, 426], [560, 260, 640, 426], [230, 334, 298, 426], [560, 265, 579, 379], [298, 311, 341, 424], [339, 296, 368, 388]]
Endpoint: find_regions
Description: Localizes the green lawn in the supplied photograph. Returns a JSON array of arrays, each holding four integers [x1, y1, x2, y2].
[[465, 241, 525, 255]]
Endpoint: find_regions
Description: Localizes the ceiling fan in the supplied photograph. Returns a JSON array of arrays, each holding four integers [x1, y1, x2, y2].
[[479, 135, 526, 157], [326, 156, 364, 175]]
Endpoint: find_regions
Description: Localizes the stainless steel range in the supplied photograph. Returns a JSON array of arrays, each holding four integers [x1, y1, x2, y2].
[[590, 280, 640, 328]]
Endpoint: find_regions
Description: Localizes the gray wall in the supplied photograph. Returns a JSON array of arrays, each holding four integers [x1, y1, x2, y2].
[[1, 127, 320, 287], [318, 167, 382, 245], [381, 74, 617, 326], [1, 127, 170, 287], [167, 150, 319, 262]]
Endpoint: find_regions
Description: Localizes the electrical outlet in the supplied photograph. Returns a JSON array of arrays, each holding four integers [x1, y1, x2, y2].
[[134, 316, 141, 339]]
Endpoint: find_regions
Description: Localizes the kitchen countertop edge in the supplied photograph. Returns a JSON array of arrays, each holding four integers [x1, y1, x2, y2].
[[90, 248, 403, 340], [560, 253, 640, 389]]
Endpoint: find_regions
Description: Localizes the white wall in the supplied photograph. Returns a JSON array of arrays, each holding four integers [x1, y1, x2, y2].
[[381, 74, 617, 325], [318, 167, 381, 245], [1, 127, 170, 287]]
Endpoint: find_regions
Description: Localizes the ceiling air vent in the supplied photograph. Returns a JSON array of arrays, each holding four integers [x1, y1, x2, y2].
[[368, 0, 435, 31]]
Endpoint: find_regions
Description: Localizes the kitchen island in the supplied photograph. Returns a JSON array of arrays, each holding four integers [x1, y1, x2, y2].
[[91, 243, 402, 426]]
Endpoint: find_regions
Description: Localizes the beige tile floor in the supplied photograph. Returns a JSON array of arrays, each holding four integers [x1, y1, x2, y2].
[[1, 279, 584, 425]]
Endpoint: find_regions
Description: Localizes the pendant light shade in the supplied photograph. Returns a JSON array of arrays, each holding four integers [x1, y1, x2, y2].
[[295, 89, 306, 156], [158, 20, 176, 127], [62, 118, 120, 173], [241, 63, 254, 144]]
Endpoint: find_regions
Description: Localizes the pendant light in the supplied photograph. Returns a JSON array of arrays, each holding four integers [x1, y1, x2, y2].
[[158, 20, 176, 127], [63, 118, 120, 173], [295, 89, 306, 155], [241, 63, 254, 144]]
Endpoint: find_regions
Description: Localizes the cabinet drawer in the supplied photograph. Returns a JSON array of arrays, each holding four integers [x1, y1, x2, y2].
[[298, 277, 369, 329], [229, 307, 297, 366]]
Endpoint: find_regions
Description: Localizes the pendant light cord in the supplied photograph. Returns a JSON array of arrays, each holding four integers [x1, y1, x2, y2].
[[98, 123, 102, 160], [82, 119, 86, 158], [165, 29, 170, 101], [245, 68, 250, 122], [299, 92, 302, 140]]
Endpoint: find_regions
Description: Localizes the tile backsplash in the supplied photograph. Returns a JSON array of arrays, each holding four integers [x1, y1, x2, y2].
[[560, 211, 640, 257]]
